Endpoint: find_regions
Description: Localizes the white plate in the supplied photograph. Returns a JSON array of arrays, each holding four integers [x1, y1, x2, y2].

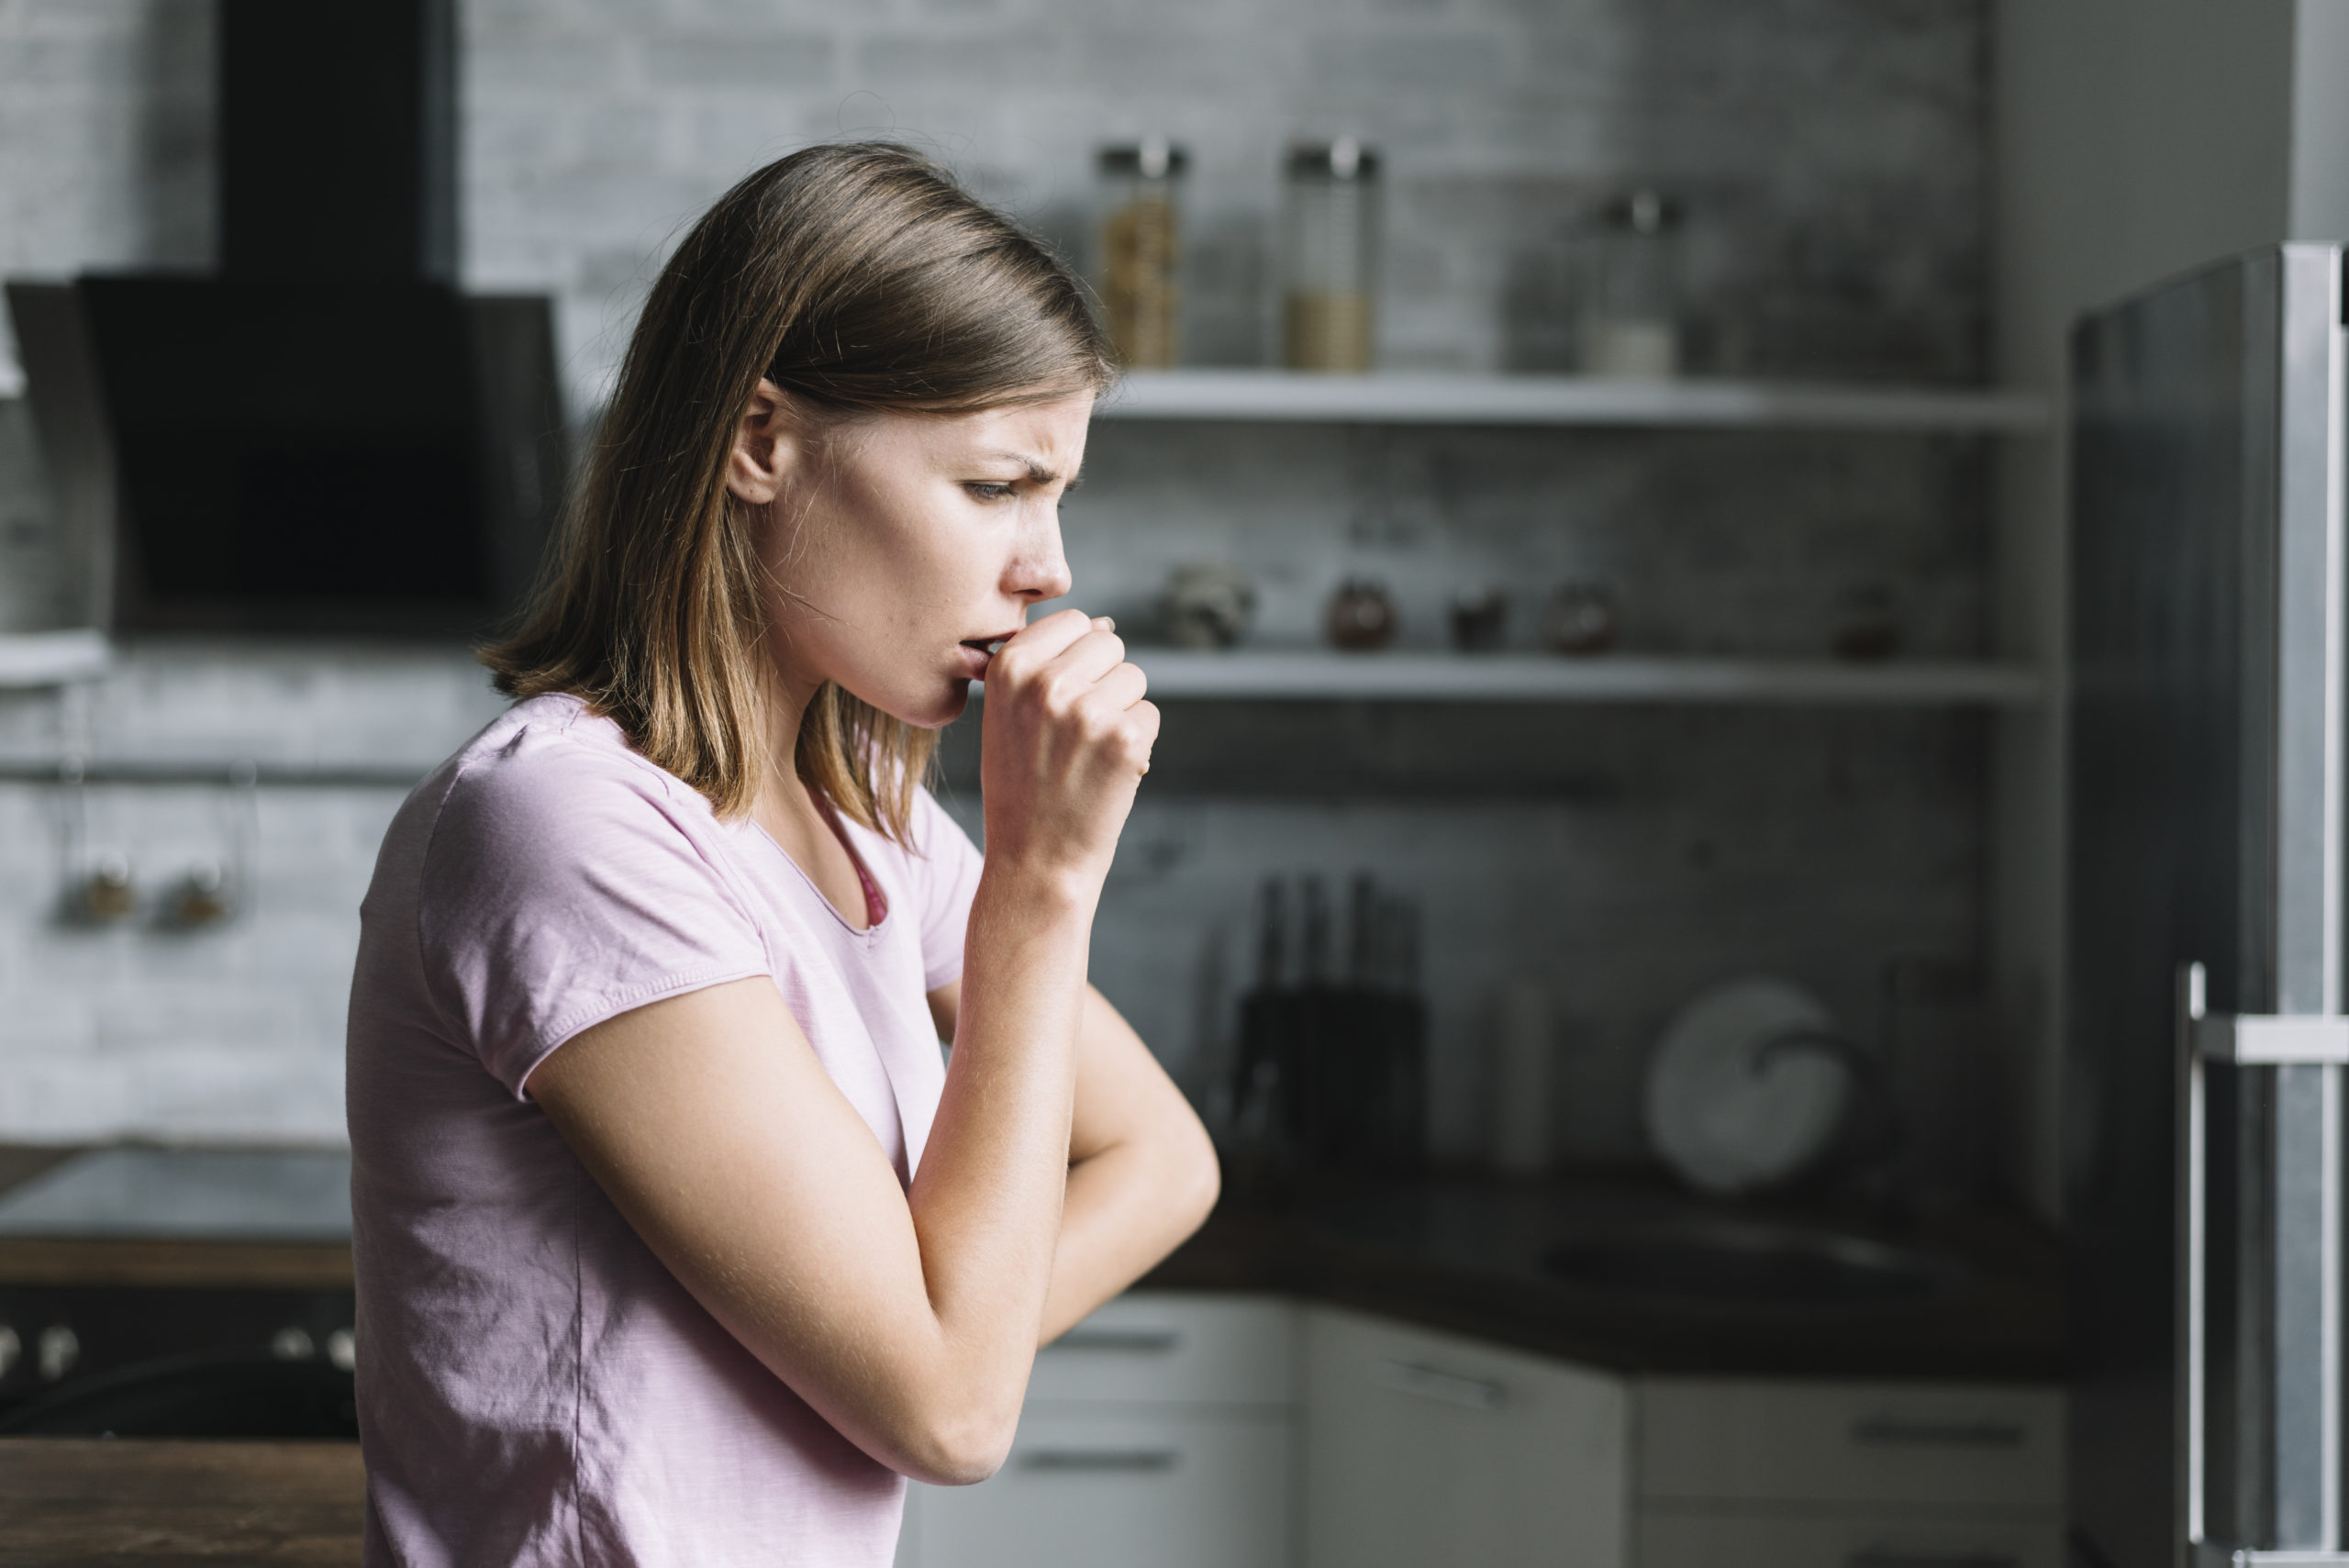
[[1643, 977, 1852, 1195]]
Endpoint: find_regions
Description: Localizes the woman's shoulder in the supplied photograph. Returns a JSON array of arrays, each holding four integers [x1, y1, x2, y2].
[[453, 693, 696, 806], [424, 693, 718, 863]]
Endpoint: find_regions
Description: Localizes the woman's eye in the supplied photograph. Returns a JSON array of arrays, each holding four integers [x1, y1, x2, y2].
[[963, 482, 1018, 502]]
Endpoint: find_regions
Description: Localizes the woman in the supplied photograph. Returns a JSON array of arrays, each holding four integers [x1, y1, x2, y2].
[[346, 142, 1219, 1565]]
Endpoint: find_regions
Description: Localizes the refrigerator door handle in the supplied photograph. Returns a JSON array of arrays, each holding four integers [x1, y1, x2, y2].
[[2181, 962, 2349, 1561], [2184, 962, 2209, 1555]]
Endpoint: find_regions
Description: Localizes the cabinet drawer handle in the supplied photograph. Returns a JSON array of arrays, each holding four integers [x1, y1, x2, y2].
[[1019, 1448, 1181, 1473], [1045, 1327, 1182, 1353], [1373, 1359, 1506, 1411], [1846, 1551, 2019, 1568], [1850, 1417, 2028, 1448]]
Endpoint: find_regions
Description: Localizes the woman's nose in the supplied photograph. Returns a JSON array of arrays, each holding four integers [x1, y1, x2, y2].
[[1007, 515, 1074, 602]]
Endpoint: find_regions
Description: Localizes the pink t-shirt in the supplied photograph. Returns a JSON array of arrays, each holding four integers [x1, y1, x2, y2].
[[346, 692, 982, 1567]]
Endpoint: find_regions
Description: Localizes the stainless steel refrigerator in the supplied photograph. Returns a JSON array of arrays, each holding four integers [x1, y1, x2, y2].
[[2070, 244, 2349, 1567]]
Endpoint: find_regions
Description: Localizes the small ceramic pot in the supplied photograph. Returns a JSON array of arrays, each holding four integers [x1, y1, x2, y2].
[[1327, 577, 1398, 651], [1546, 580, 1620, 656], [1162, 562, 1257, 649], [1449, 588, 1508, 652], [1831, 583, 1901, 662]]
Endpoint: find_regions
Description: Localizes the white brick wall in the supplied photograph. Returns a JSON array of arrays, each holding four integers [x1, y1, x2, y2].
[[0, 644, 502, 1144], [0, 0, 1997, 1164], [4, 0, 1985, 401]]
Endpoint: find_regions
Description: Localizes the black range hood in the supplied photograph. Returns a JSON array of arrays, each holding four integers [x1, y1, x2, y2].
[[8, 0, 564, 637]]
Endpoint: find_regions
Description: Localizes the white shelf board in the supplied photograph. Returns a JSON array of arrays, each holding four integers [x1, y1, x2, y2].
[[0, 628, 108, 687], [1127, 650, 2043, 706], [1096, 370, 2051, 433]]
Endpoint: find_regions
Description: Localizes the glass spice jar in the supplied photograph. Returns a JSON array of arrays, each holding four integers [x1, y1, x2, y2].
[[1582, 188, 1684, 380], [1097, 139, 1188, 369], [1282, 139, 1380, 373]]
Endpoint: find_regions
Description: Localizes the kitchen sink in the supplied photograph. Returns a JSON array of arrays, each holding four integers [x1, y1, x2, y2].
[[1538, 1218, 1965, 1307]]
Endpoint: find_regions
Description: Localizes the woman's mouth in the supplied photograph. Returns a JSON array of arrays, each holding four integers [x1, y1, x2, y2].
[[956, 634, 1017, 678]]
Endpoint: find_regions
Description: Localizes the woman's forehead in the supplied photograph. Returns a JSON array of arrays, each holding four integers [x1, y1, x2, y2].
[[894, 393, 1094, 470]]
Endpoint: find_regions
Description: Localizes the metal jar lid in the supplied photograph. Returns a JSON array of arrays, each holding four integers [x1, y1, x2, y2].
[[1598, 187, 1683, 234], [1287, 137, 1380, 180], [1098, 138, 1189, 179]]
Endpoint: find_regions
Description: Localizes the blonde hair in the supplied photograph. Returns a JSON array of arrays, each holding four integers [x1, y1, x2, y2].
[[483, 143, 1116, 840]]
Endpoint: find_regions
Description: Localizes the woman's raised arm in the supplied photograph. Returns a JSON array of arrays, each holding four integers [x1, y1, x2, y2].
[[529, 607, 1161, 1487]]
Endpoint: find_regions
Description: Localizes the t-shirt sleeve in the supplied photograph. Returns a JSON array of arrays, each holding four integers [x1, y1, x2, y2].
[[906, 788, 985, 993], [415, 748, 772, 1097]]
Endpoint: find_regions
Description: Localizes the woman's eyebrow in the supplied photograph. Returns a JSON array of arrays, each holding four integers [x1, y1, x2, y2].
[[975, 450, 1063, 484]]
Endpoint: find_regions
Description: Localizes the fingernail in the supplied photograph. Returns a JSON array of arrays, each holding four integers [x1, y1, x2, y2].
[[1095, 617, 1116, 631]]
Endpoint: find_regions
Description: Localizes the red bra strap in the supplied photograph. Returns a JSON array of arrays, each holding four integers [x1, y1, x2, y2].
[[810, 793, 889, 929]]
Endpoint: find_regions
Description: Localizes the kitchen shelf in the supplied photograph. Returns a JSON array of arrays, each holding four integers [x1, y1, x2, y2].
[[1095, 370, 2051, 432], [1128, 650, 2044, 706], [0, 629, 107, 687]]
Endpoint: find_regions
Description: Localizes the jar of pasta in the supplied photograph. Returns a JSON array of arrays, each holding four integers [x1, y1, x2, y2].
[[1097, 139, 1187, 369], [1282, 139, 1380, 373]]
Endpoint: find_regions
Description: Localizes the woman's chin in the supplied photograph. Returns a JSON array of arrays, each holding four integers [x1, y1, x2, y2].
[[886, 680, 974, 731], [818, 670, 972, 731], [917, 683, 974, 729]]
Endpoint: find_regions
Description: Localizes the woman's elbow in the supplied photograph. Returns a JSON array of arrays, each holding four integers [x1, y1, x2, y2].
[[891, 1401, 1021, 1487], [1171, 1111, 1221, 1234]]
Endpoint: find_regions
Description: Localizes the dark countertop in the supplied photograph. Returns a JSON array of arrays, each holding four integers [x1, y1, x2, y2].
[[0, 1438, 363, 1565], [1142, 1161, 2065, 1383], [0, 1144, 2062, 1383], [0, 1173, 2053, 1565], [0, 1147, 351, 1289]]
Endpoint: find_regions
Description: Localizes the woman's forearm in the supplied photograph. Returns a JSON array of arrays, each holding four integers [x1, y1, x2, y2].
[[1037, 988, 1222, 1341], [904, 866, 1097, 1429], [1041, 1135, 1219, 1341]]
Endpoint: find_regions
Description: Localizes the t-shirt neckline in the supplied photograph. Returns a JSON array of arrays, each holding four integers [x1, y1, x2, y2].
[[751, 795, 890, 937]]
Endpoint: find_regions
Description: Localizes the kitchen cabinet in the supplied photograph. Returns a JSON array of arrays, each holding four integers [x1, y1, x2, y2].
[[898, 1291, 2063, 1568], [1301, 1306, 1630, 1568], [1636, 1509, 2060, 1568], [1635, 1378, 2064, 1568], [897, 1292, 1297, 1568], [901, 1407, 1293, 1568]]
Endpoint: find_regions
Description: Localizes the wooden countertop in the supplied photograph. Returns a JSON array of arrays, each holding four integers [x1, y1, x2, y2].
[[0, 1439, 362, 1565]]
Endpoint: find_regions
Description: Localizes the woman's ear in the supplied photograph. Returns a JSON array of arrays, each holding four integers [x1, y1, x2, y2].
[[725, 378, 803, 506]]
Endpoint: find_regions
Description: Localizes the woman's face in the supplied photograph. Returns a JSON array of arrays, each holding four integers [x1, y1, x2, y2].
[[730, 384, 1094, 730]]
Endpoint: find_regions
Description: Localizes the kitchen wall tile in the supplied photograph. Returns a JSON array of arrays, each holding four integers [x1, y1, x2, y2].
[[942, 705, 1984, 1161], [0, 0, 1995, 1165], [1307, 34, 1508, 94], [643, 35, 838, 89], [0, 646, 496, 1145]]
